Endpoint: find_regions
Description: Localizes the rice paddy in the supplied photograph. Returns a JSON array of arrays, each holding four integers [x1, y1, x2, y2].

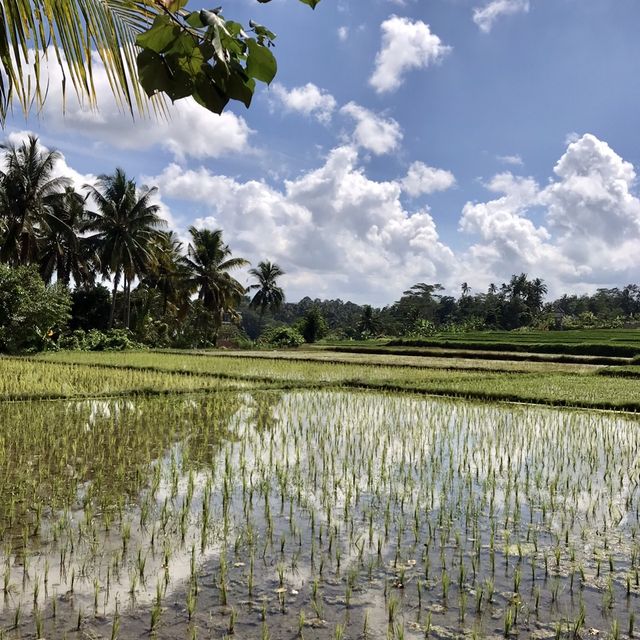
[[0, 352, 639, 638]]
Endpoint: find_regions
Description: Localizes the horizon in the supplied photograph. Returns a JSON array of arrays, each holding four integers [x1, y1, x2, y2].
[[6, 0, 640, 306]]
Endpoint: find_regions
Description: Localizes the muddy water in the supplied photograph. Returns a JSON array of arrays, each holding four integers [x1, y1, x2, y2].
[[0, 391, 638, 639]]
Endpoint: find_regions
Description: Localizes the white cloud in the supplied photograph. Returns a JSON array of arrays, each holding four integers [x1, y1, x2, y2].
[[29, 50, 252, 161], [401, 162, 456, 196], [271, 83, 337, 124], [146, 146, 457, 304], [337, 26, 349, 41], [340, 102, 403, 155], [458, 134, 640, 293], [542, 134, 640, 263], [473, 0, 530, 33], [369, 16, 451, 94], [497, 154, 524, 166]]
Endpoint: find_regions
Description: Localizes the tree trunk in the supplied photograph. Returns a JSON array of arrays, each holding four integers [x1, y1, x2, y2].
[[109, 269, 121, 329], [124, 277, 131, 329]]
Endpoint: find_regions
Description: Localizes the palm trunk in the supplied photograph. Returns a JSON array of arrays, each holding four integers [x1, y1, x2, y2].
[[109, 269, 121, 329], [124, 277, 131, 329]]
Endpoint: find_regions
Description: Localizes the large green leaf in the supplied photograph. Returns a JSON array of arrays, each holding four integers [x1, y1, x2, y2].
[[245, 39, 277, 84], [135, 15, 180, 54]]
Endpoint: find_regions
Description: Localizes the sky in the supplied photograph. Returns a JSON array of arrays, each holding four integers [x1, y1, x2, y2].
[[7, 0, 640, 305]]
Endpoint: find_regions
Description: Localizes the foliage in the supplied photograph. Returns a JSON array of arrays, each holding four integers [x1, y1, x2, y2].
[[182, 227, 248, 345], [258, 325, 304, 349], [248, 261, 285, 315], [298, 307, 327, 343], [135, 1, 320, 115], [0, 0, 321, 125], [0, 264, 71, 353], [70, 285, 112, 332], [84, 168, 166, 329], [59, 328, 145, 351]]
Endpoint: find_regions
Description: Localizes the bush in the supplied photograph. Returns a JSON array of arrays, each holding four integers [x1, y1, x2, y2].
[[59, 328, 145, 351], [217, 324, 253, 349], [0, 264, 71, 353], [258, 326, 304, 348]]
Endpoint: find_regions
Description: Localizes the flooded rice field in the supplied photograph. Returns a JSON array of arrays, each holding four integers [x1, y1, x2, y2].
[[0, 390, 638, 639]]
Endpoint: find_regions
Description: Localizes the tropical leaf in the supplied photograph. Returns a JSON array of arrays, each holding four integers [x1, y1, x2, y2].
[[0, 0, 163, 125]]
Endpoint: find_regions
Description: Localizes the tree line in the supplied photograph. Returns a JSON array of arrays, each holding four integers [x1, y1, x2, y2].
[[1, 136, 639, 353], [0, 136, 284, 351]]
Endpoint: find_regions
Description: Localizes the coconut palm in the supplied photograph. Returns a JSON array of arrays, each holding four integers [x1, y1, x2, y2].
[[84, 168, 165, 328], [357, 305, 380, 337], [248, 261, 286, 316], [142, 231, 191, 317], [38, 187, 96, 287], [0, 135, 70, 265], [182, 227, 248, 343]]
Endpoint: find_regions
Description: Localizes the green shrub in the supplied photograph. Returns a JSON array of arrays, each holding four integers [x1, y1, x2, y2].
[[258, 326, 304, 348], [59, 328, 145, 351], [0, 264, 71, 353]]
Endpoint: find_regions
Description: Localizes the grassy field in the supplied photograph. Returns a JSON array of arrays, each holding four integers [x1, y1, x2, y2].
[[383, 329, 640, 357], [26, 347, 640, 411]]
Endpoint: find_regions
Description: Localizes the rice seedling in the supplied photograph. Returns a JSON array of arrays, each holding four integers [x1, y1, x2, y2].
[[0, 355, 637, 639]]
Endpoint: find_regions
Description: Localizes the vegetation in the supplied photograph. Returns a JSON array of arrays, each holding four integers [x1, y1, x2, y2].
[[0, 264, 70, 353], [0, 0, 321, 124], [0, 375, 637, 637], [28, 350, 640, 411], [1, 136, 640, 355]]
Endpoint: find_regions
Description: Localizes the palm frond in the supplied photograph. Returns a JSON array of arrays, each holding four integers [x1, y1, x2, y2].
[[0, 0, 165, 125]]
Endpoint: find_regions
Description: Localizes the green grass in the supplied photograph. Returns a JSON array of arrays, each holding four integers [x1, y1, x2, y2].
[[30, 350, 640, 412], [322, 344, 630, 365], [0, 355, 251, 401]]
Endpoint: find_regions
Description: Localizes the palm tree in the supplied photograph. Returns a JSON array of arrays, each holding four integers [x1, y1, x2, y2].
[[143, 231, 191, 317], [38, 187, 96, 287], [248, 261, 286, 316], [84, 169, 165, 329], [461, 282, 470, 298], [357, 305, 379, 337], [0, 135, 70, 265], [182, 227, 248, 344]]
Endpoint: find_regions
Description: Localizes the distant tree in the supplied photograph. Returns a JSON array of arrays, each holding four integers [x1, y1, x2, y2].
[[0, 135, 70, 266], [357, 305, 380, 337], [38, 187, 96, 287], [143, 231, 191, 317], [249, 261, 286, 316], [70, 284, 112, 332], [84, 169, 165, 329], [299, 307, 327, 343], [182, 227, 248, 345]]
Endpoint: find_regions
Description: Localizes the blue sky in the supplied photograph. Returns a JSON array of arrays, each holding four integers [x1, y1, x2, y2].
[[8, 0, 640, 304]]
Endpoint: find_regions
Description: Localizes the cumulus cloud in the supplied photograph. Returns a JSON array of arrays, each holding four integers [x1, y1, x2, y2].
[[369, 16, 451, 94], [401, 162, 456, 196], [340, 102, 403, 155], [28, 50, 251, 161], [271, 83, 337, 124], [459, 134, 640, 292], [473, 0, 530, 33], [146, 145, 456, 303]]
